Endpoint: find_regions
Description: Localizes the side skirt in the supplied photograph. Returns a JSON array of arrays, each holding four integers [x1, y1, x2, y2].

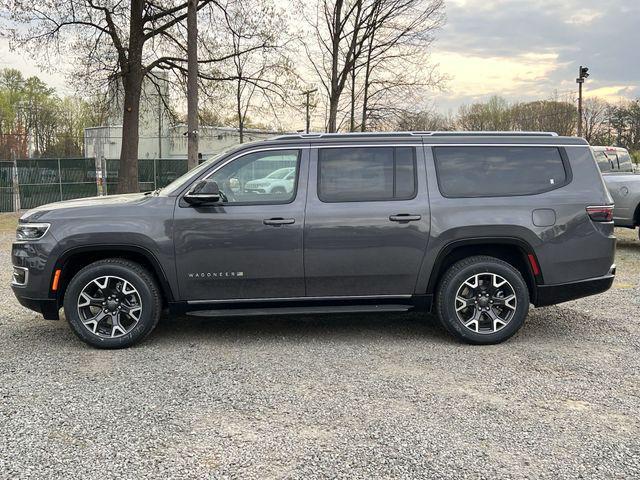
[[168, 294, 433, 317]]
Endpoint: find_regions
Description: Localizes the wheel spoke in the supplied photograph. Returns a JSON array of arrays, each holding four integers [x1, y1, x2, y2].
[[121, 280, 136, 296], [492, 294, 517, 310], [82, 311, 108, 334], [486, 307, 508, 331], [455, 296, 475, 312], [111, 313, 126, 338], [78, 291, 103, 308], [92, 276, 110, 290], [463, 308, 482, 332], [463, 274, 479, 289]]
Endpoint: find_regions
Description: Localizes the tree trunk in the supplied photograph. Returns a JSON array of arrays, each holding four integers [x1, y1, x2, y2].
[[117, 71, 143, 194], [349, 69, 356, 132], [237, 79, 244, 144], [117, 0, 144, 194], [327, 0, 343, 133], [360, 44, 373, 132], [186, 0, 199, 170]]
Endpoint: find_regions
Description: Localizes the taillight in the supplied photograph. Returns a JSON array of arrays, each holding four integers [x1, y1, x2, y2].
[[586, 205, 614, 222]]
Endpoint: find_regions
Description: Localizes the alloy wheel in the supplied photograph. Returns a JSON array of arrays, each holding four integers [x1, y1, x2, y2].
[[454, 273, 517, 334], [77, 275, 143, 338]]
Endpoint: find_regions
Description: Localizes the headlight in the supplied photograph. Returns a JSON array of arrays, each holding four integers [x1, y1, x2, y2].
[[16, 223, 50, 241]]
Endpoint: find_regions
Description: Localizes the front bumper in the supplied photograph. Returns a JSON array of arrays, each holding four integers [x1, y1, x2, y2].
[[534, 264, 616, 307], [12, 289, 60, 319]]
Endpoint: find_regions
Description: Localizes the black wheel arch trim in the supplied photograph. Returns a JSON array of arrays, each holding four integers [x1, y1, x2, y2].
[[52, 244, 175, 304], [424, 236, 543, 302]]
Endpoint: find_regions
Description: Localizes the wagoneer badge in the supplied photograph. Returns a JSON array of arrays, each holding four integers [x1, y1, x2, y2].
[[188, 272, 244, 278]]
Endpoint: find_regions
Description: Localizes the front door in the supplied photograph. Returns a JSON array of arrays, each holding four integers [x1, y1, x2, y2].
[[174, 147, 308, 301], [304, 144, 431, 297]]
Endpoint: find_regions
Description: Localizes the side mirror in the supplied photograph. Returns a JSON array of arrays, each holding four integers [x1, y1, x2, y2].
[[184, 179, 222, 205]]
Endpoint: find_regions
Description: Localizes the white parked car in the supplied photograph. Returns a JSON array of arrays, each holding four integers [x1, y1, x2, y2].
[[244, 167, 296, 194]]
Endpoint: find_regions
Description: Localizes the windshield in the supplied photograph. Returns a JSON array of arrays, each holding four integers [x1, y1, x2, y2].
[[265, 168, 294, 179], [160, 147, 236, 195]]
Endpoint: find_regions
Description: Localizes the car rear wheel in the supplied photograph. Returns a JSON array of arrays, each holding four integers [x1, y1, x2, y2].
[[436, 255, 530, 344], [63, 258, 162, 349]]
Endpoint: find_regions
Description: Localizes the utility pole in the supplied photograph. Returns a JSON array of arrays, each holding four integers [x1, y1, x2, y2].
[[576, 65, 589, 137], [186, 0, 199, 170], [302, 88, 317, 133]]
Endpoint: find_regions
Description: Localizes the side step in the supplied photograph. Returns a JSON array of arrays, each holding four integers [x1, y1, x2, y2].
[[187, 304, 413, 317]]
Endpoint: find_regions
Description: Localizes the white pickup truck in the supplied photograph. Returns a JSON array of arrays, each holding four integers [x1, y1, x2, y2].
[[593, 146, 640, 237]]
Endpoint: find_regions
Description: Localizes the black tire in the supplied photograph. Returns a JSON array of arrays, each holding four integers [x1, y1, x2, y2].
[[271, 187, 286, 194], [435, 255, 530, 345], [63, 258, 162, 349]]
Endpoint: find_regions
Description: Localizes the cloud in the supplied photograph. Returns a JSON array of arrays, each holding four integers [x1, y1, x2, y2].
[[430, 0, 640, 110]]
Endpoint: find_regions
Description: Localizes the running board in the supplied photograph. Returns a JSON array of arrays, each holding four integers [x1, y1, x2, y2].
[[187, 304, 413, 317]]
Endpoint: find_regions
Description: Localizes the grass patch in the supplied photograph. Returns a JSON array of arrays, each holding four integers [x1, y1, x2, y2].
[[0, 213, 19, 234]]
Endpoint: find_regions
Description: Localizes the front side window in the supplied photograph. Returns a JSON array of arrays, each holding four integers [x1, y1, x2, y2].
[[208, 149, 300, 204], [433, 146, 568, 197], [318, 147, 416, 202]]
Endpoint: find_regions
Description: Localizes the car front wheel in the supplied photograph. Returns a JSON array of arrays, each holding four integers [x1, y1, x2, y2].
[[436, 255, 530, 345], [63, 258, 162, 349]]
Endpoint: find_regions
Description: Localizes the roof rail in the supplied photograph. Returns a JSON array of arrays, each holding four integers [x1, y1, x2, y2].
[[271, 131, 559, 140], [422, 131, 559, 137]]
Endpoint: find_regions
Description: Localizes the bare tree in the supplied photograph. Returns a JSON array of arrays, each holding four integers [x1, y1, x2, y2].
[[304, 0, 376, 132], [581, 97, 610, 144], [3, 0, 231, 192], [356, 0, 444, 131], [209, 0, 295, 143]]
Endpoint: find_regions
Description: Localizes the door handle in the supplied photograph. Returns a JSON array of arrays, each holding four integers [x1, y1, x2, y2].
[[389, 214, 422, 223], [263, 217, 295, 226]]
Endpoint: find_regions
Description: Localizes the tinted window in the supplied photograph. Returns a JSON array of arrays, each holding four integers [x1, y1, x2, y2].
[[594, 150, 613, 172], [433, 146, 567, 197], [318, 147, 416, 202], [209, 149, 300, 204], [618, 151, 634, 172]]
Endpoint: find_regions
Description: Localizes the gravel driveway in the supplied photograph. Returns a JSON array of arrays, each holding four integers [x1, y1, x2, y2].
[[1, 217, 638, 479]]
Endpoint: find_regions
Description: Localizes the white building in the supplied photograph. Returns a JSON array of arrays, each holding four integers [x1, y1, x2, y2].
[[84, 74, 286, 161]]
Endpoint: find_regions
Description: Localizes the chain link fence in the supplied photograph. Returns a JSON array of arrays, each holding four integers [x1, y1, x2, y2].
[[0, 158, 192, 212]]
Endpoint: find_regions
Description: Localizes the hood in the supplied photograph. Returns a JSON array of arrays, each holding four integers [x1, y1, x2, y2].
[[20, 193, 153, 222]]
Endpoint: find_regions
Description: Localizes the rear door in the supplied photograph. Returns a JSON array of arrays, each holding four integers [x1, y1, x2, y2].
[[303, 143, 430, 297]]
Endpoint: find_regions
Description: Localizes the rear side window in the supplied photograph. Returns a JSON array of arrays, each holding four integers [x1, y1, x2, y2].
[[318, 147, 416, 202], [617, 151, 634, 172], [433, 146, 568, 197], [594, 150, 613, 172]]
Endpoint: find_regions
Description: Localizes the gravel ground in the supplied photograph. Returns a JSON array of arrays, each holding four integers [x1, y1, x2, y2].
[[0, 217, 639, 479]]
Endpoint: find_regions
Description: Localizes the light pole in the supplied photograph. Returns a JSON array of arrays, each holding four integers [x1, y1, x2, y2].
[[302, 88, 317, 133], [576, 65, 589, 137]]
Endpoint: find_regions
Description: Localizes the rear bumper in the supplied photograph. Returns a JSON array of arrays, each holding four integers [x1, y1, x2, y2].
[[12, 288, 60, 320], [534, 265, 616, 307]]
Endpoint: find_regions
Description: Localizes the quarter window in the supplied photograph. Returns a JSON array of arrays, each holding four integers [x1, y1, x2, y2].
[[208, 149, 300, 204], [433, 146, 568, 197], [318, 147, 417, 202]]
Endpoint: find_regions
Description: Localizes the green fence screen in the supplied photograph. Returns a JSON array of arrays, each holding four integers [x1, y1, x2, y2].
[[0, 161, 15, 212], [15, 158, 98, 210], [105, 158, 188, 194]]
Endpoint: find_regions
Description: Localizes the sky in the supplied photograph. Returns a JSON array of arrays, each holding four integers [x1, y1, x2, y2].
[[431, 0, 640, 112], [1, 0, 639, 115]]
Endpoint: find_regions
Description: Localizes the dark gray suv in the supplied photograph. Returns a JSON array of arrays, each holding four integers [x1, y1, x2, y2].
[[11, 132, 616, 348]]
